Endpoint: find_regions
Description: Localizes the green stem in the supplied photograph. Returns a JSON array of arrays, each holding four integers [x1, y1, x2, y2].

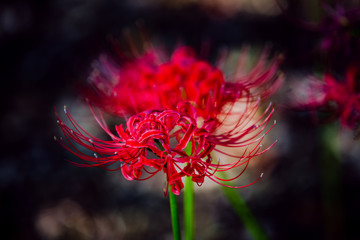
[[319, 123, 344, 240], [218, 171, 268, 240], [184, 176, 194, 240], [169, 186, 181, 240], [184, 143, 194, 240]]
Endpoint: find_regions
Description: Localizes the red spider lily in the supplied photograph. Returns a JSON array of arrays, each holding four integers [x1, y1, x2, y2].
[[292, 67, 360, 129], [323, 67, 360, 128], [87, 46, 282, 119], [55, 100, 275, 195]]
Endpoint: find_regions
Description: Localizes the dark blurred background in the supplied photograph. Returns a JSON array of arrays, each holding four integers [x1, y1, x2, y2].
[[1, 0, 360, 239]]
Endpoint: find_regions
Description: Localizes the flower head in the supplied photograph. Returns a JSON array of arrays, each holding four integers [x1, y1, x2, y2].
[[55, 99, 275, 195], [290, 67, 360, 130], [323, 67, 360, 128], [87, 46, 282, 120]]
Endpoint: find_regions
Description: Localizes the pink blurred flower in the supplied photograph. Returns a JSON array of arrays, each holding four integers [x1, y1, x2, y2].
[[292, 67, 360, 129], [323, 67, 360, 128]]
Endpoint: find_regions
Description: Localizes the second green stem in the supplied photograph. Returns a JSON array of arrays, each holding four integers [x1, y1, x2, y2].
[[218, 171, 267, 240]]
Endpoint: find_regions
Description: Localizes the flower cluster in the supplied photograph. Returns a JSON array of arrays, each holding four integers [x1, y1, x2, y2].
[[56, 46, 279, 195], [87, 47, 282, 119]]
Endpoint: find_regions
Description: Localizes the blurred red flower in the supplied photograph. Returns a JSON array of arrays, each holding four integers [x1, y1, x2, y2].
[[323, 67, 360, 128], [291, 67, 360, 129], [87, 46, 282, 119]]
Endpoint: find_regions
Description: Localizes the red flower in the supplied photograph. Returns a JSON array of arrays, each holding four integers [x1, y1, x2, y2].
[[56, 45, 280, 195], [323, 67, 360, 128], [55, 100, 275, 195], [291, 67, 360, 129], [87, 46, 282, 119]]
